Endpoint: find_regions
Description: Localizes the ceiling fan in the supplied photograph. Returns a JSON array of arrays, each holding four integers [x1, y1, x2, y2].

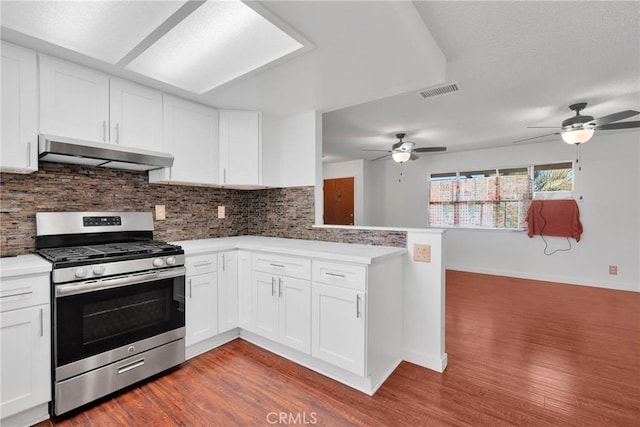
[[513, 102, 640, 145], [363, 133, 447, 163]]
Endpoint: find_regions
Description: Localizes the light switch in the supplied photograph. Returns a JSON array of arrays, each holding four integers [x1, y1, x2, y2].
[[218, 206, 225, 219]]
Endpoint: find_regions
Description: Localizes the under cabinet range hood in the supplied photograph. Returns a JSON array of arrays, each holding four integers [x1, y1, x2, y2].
[[38, 134, 174, 171]]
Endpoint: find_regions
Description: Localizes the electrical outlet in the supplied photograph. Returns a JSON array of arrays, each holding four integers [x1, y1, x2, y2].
[[413, 244, 431, 263], [609, 265, 618, 275], [155, 205, 166, 220], [218, 206, 225, 219]]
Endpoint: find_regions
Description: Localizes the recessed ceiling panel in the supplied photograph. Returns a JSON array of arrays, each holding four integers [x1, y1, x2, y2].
[[0, 0, 186, 64], [125, 0, 304, 94]]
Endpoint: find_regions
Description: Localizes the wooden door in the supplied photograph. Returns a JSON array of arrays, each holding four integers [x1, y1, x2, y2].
[[323, 177, 355, 225]]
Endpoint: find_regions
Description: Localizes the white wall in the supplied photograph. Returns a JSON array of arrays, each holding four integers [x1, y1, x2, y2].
[[367, 131, 640, 291], [323, 160, 369, 225], [403, 230, 447, 372]]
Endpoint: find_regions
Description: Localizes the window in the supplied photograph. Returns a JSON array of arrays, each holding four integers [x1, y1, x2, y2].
[[534, 162, 573, 192], [428, 162, 573, 229]]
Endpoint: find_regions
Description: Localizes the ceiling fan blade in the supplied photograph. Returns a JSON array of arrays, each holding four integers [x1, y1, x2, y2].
[[372, 153, 391, 161], [362, 149, 391, 152], [589, 110, 640, 126], [414, 147, 447, 153], [511, 132, 560, 144], [409, 153, 419, 161], [596, 121, 640, 130], [526, 126, 561, 129]]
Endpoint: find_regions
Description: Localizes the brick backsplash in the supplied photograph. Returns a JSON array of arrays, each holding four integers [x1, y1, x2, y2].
[[0, 163, 406, 256], [246, 187, 407, 247]]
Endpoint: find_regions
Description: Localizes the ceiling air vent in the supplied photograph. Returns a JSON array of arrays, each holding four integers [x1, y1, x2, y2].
[[419, 82, 462, 99]]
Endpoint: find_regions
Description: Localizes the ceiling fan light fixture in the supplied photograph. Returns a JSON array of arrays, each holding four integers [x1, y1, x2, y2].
[[392, 151, 411, 163], [561, 128, 594, 145]]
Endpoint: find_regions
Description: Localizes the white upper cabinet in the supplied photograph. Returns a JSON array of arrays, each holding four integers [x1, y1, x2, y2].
[[39, 55, 109, 142], [39, 55, 163, 152], [149, 95, 219, 185], [219, 110, 261, 187], [1, 42, 38, 173], [109, 78, 162, 151]]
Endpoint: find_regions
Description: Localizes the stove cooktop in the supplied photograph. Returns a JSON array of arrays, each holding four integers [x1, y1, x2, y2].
[[37, 241, 183, 265]]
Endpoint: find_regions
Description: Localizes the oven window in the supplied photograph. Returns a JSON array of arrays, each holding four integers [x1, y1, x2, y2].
[[55, 276, 185, 367]]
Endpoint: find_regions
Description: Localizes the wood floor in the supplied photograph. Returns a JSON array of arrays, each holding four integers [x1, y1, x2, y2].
[[38, 271, 639, 426]]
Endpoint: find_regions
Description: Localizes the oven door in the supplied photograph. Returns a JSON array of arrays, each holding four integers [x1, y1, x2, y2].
[[54, 267, 185, 378]]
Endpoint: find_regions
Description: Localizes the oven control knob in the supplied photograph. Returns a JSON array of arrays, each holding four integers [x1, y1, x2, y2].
[[166, 256, 177, 265], [75, 267, 88, 278], [153, 258, 164, 267], [93, 265, 106, 276]]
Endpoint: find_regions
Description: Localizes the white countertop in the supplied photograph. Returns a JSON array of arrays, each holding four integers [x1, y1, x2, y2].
[[171, 236, 406, 265], [0, 254, 52, 278]]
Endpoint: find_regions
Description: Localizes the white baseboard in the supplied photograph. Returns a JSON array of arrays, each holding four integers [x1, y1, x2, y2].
[[186, 328, 240, 359], [445, 264, 639, 292], [1, 402, 49, 427], [403, 349, 448, 373]]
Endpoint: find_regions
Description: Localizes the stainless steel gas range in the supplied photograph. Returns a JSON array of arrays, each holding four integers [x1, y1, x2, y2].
[[35, 211, 186, 416]]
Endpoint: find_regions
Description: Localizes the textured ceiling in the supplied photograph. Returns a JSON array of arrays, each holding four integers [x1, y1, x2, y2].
[[322, 1, 640, 162]]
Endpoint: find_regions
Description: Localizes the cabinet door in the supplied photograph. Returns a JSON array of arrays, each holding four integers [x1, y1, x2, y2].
[[278, 276, 311, 354], [39, 55, 109, 142], [219, 110, 261, 186], [186, 272, 218, 347], [312, 283, 365, 376], [237, 251, 253, 331], [0, 305, 51, 419], [252, 271, 278, 342], [160, 95, 219, 184], [217, 251, 238, 334], [109, 78, 162, 151], [1, 42, 38, 173]]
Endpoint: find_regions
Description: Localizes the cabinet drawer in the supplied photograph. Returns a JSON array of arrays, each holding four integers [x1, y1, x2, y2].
[[251, 253, 311, 280], [312, 261, 366, 291], [186, 253, 218, 275], [0, 274, 50, 312]]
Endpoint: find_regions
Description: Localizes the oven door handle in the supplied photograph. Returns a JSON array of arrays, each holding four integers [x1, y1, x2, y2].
[[55, 267, 186, 298]]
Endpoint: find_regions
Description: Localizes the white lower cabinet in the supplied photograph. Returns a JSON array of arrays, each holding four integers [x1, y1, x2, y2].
[[185, 254, 218, 347], [237, 251, 253, 330], [252, 271, 311, 354], [0, 256, 52, 426], [217, 251, 238, 334], [1, 305, 51, 420], [178, 240, 404, 395], [311, 283, 365, 376]]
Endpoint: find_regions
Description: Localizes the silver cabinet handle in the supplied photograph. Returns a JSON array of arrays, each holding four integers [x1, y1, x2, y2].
[[188, 278, 192, 298], [278, 278, 283, 297], [194, 261, 212, 267], [102, 120, 107, 141], [223, 168, 226, 184], [222, 254, 225, 271], [356, 294, 361, 319], [117, 359, 145, 375], [326, 272, 346, 278], [40, 308, 44, 337], [0, 290, 33, 299], [27, 142, 31, 167], [269, 263, 285, 268], [271, 277, 276, 296], [115, 123, 120, 143]]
